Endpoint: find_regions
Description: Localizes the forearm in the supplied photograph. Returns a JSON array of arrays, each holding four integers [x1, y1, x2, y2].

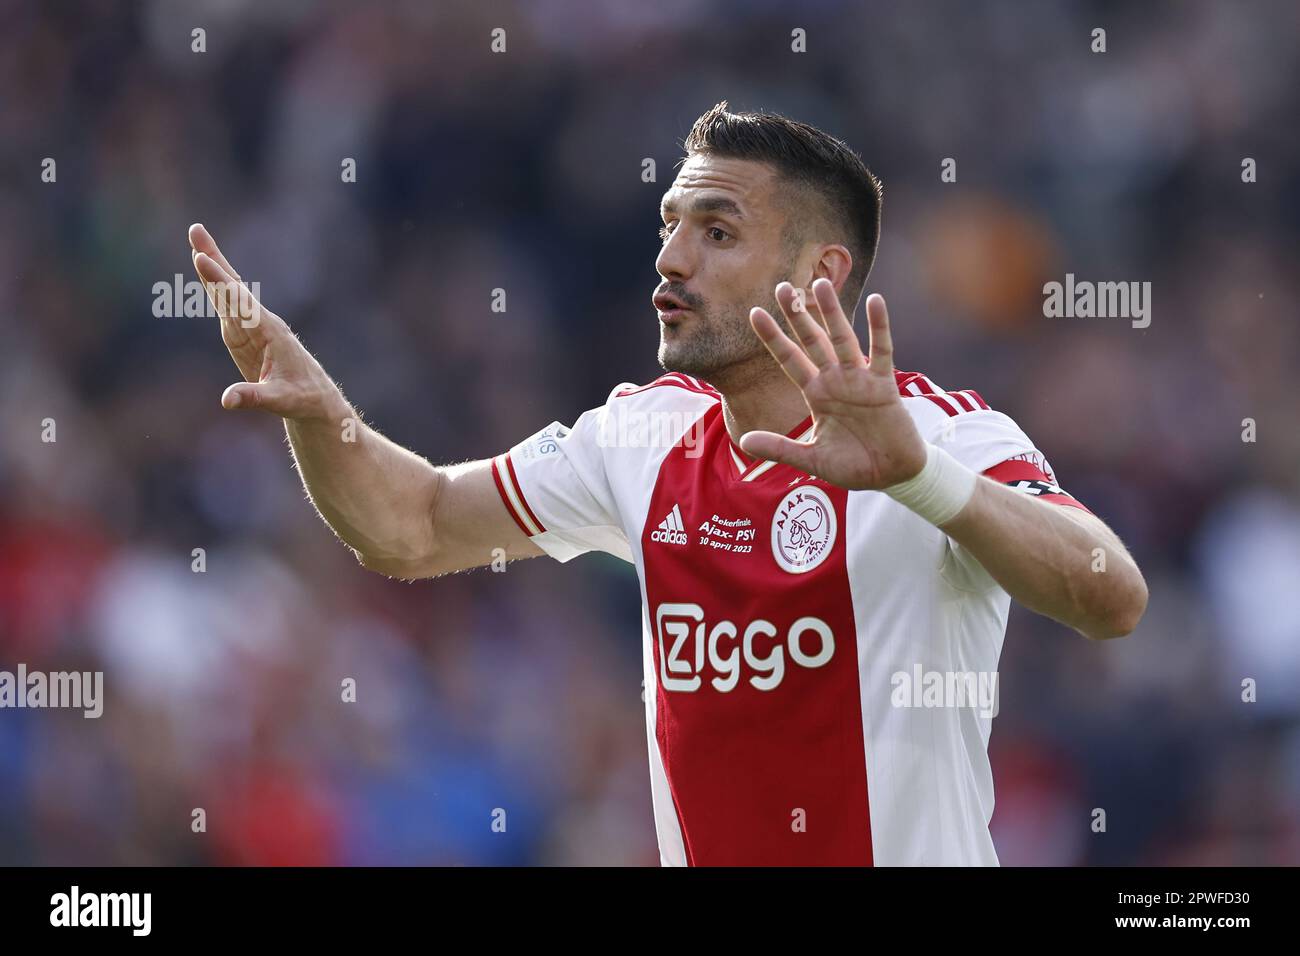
[[939, 478, 1147, 640], [284, 399, 443, 571], [189, 223, 453, 575]]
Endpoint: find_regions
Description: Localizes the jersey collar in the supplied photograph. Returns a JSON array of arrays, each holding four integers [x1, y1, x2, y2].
[[727, 413, 815, 482]]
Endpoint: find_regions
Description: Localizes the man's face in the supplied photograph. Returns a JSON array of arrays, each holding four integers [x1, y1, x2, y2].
[[653, 154, 796, 382]]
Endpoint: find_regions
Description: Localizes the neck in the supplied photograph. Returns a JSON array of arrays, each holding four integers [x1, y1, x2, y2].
[[706, 358, 810, 447]]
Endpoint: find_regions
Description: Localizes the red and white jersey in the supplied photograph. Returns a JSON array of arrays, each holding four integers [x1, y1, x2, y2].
[[492, 370, 1087, 866]]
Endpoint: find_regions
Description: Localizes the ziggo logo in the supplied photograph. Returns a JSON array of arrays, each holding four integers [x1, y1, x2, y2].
[[654, 603, 834, 692]]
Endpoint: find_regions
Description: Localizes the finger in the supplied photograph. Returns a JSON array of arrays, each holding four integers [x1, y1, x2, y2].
[[221, 379, 292, 414], [193, 251, 260, 325], [193, 252, 268, 333], [751, 306, 819, 389], [803, 283, 833, 336], [774, 282, 836, 370], [811, 277, 864, 368], [863, 293, 895, 377], [738, 430, 817, 472], [193, 249, 233, 287], [188, 223, 241, 280]]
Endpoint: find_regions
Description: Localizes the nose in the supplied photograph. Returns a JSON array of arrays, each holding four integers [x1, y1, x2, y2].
[[655, 225, 693, 284]]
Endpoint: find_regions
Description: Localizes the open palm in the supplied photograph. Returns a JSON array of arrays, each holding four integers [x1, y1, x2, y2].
[[738, 279, 927, 491]]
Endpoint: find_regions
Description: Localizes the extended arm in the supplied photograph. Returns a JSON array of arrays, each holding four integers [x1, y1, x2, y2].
[[188, 224, 541, 579]]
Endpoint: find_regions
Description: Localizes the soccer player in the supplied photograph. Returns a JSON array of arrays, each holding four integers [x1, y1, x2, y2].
[[188, 101, 1147, 866]]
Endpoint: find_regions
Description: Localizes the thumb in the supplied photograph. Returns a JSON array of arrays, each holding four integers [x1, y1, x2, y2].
[[739, 431, 817, 473], [221, 380, 291, 413]]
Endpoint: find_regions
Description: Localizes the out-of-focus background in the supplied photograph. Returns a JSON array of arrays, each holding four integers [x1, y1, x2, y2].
[[1, 0, 1298, 865]]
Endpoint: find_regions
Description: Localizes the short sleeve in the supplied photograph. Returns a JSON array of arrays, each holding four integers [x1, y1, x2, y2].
[[927, 409, 1090, 514], [491, 386, 635, 564]]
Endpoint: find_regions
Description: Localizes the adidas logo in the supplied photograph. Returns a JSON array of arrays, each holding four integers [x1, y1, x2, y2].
[[650, 503, 689, 546]]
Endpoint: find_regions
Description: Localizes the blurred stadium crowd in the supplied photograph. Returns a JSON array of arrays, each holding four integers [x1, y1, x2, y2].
[[1, 0, 1298, 865]]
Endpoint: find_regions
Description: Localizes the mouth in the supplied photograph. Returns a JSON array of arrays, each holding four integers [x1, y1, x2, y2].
[[654, 292, 692, 324]]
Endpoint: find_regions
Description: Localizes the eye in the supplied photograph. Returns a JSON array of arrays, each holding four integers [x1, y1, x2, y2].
[[658, 222, 732, 243]]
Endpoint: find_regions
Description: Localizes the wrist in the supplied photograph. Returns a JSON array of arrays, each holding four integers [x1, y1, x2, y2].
[[883, 443, 977, 526], [288, 388, 354, 430]]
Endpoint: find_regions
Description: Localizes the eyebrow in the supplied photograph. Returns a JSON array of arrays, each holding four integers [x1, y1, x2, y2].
[[660, 195, 745, 219]]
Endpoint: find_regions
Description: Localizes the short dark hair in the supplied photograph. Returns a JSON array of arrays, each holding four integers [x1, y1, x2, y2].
[[681, 100, 883, 316]]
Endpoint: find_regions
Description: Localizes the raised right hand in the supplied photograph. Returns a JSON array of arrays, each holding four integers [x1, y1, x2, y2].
[[188, 223, 346, 421]]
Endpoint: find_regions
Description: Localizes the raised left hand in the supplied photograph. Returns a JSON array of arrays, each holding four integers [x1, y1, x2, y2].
[[739, 278, 927, 491]]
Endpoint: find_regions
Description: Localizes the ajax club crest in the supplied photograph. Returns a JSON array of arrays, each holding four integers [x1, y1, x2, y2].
[[771, 486, 837, 574]]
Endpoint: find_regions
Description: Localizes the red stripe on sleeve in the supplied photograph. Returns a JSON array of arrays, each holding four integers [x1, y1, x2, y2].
[[492, 455, 536, 537], [504, 454, 548, 534]]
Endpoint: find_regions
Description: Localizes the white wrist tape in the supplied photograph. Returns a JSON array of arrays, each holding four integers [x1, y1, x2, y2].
[[883, 443, 977, 526]]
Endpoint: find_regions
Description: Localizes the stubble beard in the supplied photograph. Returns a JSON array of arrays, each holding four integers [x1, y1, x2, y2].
[[657, 302, 776, 388]]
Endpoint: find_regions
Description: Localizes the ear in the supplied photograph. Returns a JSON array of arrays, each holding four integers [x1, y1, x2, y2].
[[811, 244, 855, 316], [812, 244, 853, 289]]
